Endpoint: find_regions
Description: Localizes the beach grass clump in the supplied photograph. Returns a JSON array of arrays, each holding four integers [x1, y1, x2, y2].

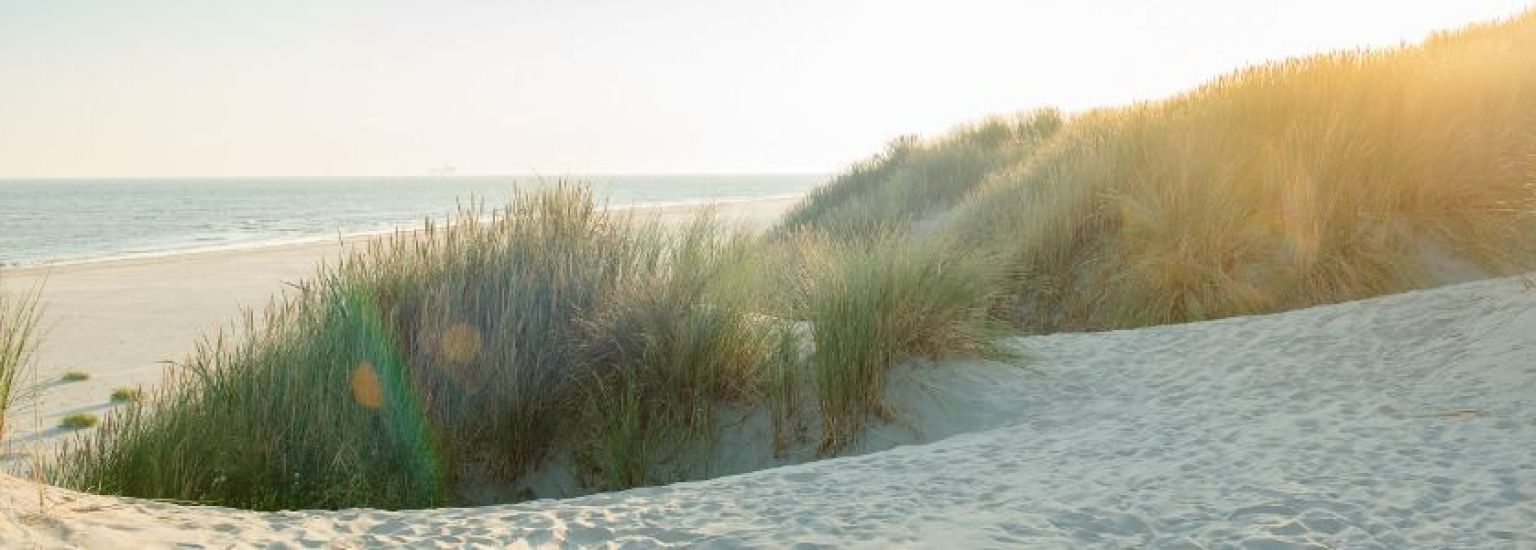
[[57, 185, 949, 510], [108, 387, 146, 404], [792, 232, 1004, 452], [60, 413, 98, 430], [51, 186, 658, 509], [60, 370, 89, 383], [50, 184, 1007, 510], [0, 278, 41, 441]]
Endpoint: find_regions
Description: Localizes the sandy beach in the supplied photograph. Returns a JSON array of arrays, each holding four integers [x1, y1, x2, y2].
[[0, 197, 800, 453], [6, 1, 1535, 546], [4, 271, 1535, 547]]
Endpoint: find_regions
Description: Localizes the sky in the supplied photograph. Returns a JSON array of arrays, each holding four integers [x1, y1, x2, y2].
[[0, 0, 1530, 178]]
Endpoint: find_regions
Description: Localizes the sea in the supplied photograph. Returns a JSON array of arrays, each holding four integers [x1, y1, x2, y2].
[[0, 174, 823, 268]]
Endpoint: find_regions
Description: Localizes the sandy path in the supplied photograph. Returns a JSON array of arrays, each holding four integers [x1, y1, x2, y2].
[[4, 272, 1535, 547], [0, 197, 800, 450]]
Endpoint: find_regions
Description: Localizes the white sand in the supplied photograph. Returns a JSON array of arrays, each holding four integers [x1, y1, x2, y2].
[[0, 197, 800, 452], [4, 269, 1536, 547]]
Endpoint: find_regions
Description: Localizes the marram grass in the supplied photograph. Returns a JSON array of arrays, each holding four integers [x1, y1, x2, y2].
[[50, 185, 996, 510], [790, 232, 1006, 452], [109, 387, 146, 404], [789, 9, 1536, 333], [60, 413, 98, 430]]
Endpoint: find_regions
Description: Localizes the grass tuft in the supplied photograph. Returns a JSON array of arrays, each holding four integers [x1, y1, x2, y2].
[[50, 185, 1006, 510], [109, 387, 146, 404], [60, 413, 98, 430], [61, 371, 89, 383]]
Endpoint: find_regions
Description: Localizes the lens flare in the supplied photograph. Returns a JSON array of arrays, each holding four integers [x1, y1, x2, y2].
[[351, 361, 384, 409], [343, 288, 444, 501]]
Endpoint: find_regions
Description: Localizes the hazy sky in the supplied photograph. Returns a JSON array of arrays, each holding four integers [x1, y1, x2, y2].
[[0, 0, 1529, 178]]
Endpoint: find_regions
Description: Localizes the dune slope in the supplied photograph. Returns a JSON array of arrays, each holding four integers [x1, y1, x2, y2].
[[5, 273, 1535, 547]]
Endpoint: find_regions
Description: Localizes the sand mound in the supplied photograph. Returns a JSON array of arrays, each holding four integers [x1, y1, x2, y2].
[[6, 274, 1536, 547]]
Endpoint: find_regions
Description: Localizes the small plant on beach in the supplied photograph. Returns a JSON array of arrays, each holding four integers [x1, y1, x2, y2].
[[0, 278, 42, 441], [109, 387, 146, 404], [61, 371, 90, 383], [60, 413, 98, 430]]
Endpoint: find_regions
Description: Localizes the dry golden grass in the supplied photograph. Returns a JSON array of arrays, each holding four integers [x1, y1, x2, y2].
[[929, 10, 1536, 331]]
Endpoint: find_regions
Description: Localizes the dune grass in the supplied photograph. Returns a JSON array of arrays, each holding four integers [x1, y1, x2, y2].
[[60, 413, 98, 430], [53, 186, 688, 509], [60, 371, 89, 383], [50, 184, 996, 510], [0, 278, 41, 441], [790, 232, 1005, 452], [782, 10, 1536, 333], [565, 216, 791, 490], [943, 11, 1536, 332], [108, 387, 145, 404]]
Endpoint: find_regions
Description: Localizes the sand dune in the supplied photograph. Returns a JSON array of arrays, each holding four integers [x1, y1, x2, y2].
[[5, 271, 1534, 547]]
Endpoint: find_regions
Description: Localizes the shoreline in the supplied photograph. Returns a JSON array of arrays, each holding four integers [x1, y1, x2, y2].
[[0, 195, 801, 451], [3, 193, 805, 275]]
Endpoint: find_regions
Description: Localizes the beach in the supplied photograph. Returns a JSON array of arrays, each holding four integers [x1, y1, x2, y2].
[[5, 271, 1535, 547], [0, 196, 800, 451], [6, 1, 1535, 546]]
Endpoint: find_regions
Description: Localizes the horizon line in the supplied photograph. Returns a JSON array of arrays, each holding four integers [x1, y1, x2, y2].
[[0, 171, 832, 181]]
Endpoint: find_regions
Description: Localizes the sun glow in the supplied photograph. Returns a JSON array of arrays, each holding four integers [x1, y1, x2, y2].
[[0, 1, 1528, 177]]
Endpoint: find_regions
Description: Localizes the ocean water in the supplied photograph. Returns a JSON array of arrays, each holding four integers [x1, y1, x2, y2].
[[0, 175, 822, 268]]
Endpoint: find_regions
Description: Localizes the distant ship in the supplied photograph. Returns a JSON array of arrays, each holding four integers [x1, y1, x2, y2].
[[428, 164, 458, 176]]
